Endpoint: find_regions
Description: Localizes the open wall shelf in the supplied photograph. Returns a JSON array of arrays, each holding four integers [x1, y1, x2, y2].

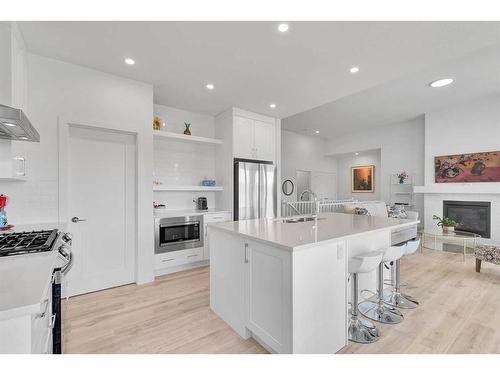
[[153, 130, 222, 145], [153, 185, 224, 192]]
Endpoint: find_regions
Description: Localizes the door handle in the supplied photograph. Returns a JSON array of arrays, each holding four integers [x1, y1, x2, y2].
[[71, 216, 87, 223], [244, 243, 249, 263]]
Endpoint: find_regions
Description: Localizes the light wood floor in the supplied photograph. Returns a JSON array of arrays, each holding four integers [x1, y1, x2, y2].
[[64, 249, 500, 354]]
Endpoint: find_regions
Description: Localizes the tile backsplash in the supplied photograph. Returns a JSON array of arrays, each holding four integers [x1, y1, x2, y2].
[[154, 139, 216, 186]]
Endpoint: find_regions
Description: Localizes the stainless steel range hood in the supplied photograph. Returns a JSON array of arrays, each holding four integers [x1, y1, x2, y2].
[[0, 104, 40, 142]]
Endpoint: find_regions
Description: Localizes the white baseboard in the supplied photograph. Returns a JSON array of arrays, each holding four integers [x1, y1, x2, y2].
[[154, 260, 209, 277]]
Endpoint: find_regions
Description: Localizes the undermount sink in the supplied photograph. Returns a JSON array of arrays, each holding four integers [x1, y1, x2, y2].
[[282, 216, 324, 223]]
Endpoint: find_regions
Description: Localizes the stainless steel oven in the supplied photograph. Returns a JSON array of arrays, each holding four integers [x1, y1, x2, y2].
[[155, 215, 204, 253]]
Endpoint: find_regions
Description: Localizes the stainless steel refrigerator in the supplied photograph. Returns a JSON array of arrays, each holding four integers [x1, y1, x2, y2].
[[234, 159, 277, 221]]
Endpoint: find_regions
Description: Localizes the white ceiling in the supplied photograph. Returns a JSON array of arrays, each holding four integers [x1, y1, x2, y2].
[[18, 21, 500, 121], [283, 43, 500, 138]]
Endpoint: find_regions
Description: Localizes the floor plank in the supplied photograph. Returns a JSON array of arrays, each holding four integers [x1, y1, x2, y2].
[[64, 249, 500, 354]]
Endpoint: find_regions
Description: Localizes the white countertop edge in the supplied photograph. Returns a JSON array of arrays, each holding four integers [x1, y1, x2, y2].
[[209, 219, 419, 252]]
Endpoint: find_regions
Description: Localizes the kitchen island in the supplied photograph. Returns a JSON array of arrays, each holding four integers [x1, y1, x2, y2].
[[209, 212, 418, 354]]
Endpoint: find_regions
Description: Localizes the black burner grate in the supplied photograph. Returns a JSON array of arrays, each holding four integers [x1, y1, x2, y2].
[[0, 229, 59, 257]]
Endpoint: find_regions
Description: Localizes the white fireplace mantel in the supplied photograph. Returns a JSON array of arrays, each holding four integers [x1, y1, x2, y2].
[[414, 184, 500, 195]]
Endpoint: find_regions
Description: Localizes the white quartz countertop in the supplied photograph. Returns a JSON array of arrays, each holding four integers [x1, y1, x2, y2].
[[154, 208, 231, 218], [210, 212, 419, 251], [0, 250, 59, 320]]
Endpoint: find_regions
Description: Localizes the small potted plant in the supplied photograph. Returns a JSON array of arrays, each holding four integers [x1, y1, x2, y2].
[[397, 171, 409, 184], [183, 122, 192, 135], [432, 215, 460, 233]]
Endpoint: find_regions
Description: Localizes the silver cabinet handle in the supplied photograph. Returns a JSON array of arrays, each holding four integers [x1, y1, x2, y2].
[[161, 258, 175, 263], [49, 314, 56, 328], [244, 243, 249, 263], [187, 254, 199, 258], [71, 216, 87, 223]]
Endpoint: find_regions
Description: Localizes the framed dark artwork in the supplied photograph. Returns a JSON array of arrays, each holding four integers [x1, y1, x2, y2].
[[434, 151, 500, 183], [351, 165, 374, 193]]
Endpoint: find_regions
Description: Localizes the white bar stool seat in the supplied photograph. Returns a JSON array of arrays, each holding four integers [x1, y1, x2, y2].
[[348, 250, 384, 344], [358, 245, 405, 324], [382, 239, 420, 309]]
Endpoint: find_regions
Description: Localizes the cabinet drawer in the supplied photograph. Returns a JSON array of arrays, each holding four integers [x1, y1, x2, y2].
[[155, 247, 203, 270], [204, 212, 232, 223], [391, 225, 417, 245]]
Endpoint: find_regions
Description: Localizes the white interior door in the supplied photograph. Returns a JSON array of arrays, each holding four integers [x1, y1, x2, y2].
[[65, 125, 136, 296], [296, 170, 312, 200], [311, 171, 336, 200]]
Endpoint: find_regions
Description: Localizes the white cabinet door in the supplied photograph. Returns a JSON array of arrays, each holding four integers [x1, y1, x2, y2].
[[209, 229, 250, 339], [253, 120, 275, 162], [245, 239, 292, 353], [233, 116, 255, 159], [203, 212, 232, 260]]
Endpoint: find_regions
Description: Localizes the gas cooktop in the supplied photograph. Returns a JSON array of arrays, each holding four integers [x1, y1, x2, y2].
[[0, 229, 59, 257]]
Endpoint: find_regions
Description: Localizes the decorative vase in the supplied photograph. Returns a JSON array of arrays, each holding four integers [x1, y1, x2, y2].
[[399, 177, 405, 184], [442, 226, 455, 233], [183, 123, 191, 136], [153, 116, 162, 130]]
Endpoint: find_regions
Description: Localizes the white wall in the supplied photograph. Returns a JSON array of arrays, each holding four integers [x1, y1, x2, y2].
[[325, 117, 425, 219], [154, 104, 215, 138], [0, 53, 155, 283], [281, 130, 336, 201], [423, 94, 500, 240], [335, 149, 381, 201], [424, 94, 500, 186], [153, 104, 219, 210], [0, 22, 12, 106]]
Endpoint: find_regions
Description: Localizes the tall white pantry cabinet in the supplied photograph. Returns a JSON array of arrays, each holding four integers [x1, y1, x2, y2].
[[214, 107, 281, 216]]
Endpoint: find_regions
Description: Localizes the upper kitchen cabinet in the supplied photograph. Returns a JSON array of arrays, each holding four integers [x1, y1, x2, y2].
[[214, 108, 281, 213], [233, 116, 255, 160], [252, 119, 275, 162], [233, 113, 276, 162]]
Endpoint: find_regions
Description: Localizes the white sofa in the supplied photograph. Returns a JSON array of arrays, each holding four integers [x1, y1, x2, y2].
[[342, 201, 418, 245]]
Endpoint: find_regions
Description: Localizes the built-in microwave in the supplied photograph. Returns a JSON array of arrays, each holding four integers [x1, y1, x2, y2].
[[155, 215, 204, 253]]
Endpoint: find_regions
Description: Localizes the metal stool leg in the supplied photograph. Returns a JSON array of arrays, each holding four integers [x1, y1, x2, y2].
[[382, 259, 419, 309], [358, 263, 404, 324], [348, 273, 380, 343]]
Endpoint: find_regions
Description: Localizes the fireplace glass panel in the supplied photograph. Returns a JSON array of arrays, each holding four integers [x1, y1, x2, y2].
[[443, 200, 491, 238]]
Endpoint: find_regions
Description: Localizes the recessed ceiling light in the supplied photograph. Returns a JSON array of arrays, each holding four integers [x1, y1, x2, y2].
[[206, 83, 215, 90], [315, 130, 320, 134], [269, 103, 276, 108], [19, 136, 28, 140], [355, 152, 359, 156], [2, 122, 16, 127], [429, 78, 454, 88], [124, 58, 135, 65], [350, 66, 360, 74], [278, 23, 289, 33]]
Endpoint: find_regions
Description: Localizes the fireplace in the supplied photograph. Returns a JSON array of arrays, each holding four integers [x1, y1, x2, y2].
[[443, 200, 491, 238]]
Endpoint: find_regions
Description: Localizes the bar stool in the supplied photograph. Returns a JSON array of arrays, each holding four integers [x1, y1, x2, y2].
[[358, 245, 405, 324], [348, 250, 384, 344], [382, 239, 420, 309]]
